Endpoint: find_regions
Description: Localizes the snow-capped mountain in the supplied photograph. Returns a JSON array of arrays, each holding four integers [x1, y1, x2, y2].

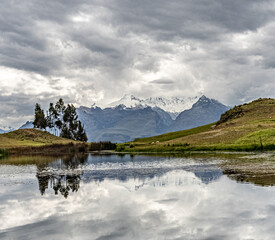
[[169, 95, 230, 132], [108, 94, 199, 119]]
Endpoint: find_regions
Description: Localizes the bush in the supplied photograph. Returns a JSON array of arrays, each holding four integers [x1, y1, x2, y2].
[[90, 141, 117, 151]]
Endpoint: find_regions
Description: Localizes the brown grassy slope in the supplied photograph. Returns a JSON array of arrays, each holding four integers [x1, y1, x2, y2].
[[175, 98, 275, 146]]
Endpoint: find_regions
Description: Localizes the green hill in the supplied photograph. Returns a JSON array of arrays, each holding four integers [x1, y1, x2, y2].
[[0, 129, 88, 155], [117, 98, 275, 152], [0, 128, 75, 149]]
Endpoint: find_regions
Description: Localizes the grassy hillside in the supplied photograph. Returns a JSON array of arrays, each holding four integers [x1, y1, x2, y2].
[[117, 98, 275, 152], [0, 128, 75, 149]]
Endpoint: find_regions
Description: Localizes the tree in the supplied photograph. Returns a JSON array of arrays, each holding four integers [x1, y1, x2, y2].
[[33, 103, 47, 130], [60, 125, 72, 139], [75, 121, 88, 142], [62, 104, 78, 137], [46, 103, 55, 131], [54, 99, 66, 133], [55, 98, 66, 115], [34, 100, 88, 142]]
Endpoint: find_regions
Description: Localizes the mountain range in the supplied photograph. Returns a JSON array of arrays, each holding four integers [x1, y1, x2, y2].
[[16, 95, 230, 143], [76, 95, 229, 142]]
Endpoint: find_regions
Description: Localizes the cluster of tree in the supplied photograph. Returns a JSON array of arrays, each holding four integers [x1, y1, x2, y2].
[[34, 98, 88, 142]]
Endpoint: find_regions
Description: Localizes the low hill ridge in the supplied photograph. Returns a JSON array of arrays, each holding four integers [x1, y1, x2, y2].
[[0, 129, 75, 149]]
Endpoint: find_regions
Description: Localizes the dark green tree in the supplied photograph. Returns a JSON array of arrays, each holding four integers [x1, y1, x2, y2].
[[63, 104, 78, 137], [54, 98, 66, 132], [55, 98, 66, 115], [75, 121, 88, 142], [60, 125, 72, 139], [33, 103, 47, 130], [34, 100, 87, 142], [46, 103, 55, 130]]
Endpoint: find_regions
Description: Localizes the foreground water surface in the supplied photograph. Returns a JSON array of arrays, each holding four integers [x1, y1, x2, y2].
[[0, 152, 275, 240]]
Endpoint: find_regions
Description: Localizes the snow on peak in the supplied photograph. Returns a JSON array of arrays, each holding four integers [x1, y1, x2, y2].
[[107, 94, 200, 119], [108, 94, 142, 108]]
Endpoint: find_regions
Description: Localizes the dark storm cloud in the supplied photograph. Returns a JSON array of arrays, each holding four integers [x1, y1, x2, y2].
[[0, 0, 275, 127], [1, 0, 274, 75], [102, 0, 274, 39]]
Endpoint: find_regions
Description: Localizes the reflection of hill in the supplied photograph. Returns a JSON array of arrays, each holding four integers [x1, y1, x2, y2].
[[223, 168, 275, 187], [220, 155, 275, 187]]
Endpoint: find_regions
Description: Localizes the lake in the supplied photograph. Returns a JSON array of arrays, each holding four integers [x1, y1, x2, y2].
[[0, 152, 275, 240]]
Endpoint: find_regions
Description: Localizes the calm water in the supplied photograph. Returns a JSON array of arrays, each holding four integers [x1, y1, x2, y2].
[[0, 153, 275, 240]]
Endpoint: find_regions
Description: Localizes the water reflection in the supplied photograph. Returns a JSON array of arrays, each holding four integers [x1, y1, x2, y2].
[[1, 153, 275, 239], [34, 154, 224, 197]]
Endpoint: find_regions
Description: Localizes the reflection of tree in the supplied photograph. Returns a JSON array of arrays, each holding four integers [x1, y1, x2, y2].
[[37, 174, 51, 195], [36, 154, 88, 198]]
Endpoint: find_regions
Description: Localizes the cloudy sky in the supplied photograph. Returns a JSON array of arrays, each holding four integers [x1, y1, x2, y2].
[[0, 0, 275, 128]]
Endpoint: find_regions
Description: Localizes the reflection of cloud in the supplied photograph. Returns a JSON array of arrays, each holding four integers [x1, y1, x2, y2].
[[1, 171, 275, 239]]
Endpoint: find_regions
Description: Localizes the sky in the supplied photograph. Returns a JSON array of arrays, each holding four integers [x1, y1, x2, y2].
[[0, 0, 275, 128]]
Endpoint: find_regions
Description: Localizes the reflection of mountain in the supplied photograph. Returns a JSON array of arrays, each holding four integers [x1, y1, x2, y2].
[[194, 170, 223, 184], [35, 154, 223, 197], [81, 164, 223, 185]]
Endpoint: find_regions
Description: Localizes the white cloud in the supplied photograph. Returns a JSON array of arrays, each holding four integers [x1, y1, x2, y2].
[[0, 0, 275, 127]]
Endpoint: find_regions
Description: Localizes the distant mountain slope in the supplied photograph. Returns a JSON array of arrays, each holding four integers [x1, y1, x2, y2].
[[77, 105, 173, 143], [119, 98, 275, 152], [108, 94, 199, 119], [168, 96, 230, 132], [19, 121, 34, 129]]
